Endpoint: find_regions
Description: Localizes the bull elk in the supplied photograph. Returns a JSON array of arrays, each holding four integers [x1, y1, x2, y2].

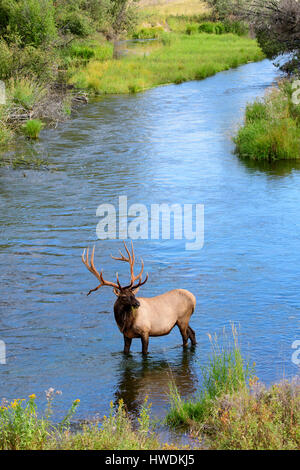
[[82, 242, 196, 355]]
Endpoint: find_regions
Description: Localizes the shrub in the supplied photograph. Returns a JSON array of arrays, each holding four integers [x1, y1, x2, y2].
[[5, 0, 57, 46], [58, 11, 94, 37], [185, 23, 199, 35], [22, 119, 44, 139], [198, 21, 217, 34], [223, 20, 249, 36]]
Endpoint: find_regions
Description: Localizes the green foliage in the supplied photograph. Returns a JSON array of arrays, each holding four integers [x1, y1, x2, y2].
[[167, 325, 253, 427], [58, 11, 94, 37], [0, 396, 49, 450], [3, 0, 57, 46], [54, 397, 159, 450], [185, 23, 199, 35], [206, 0, 248, 20], [0, 392, 81, 450], [22, 119, 44, 139], [234, 85, 300, 160], [198, 21, 218, 34], [8, 78, 46, 110], [132, 26, 163, 39], [69, 33, 264, 93], [205, 380, 300, 450], [223, 20, 248, 36]]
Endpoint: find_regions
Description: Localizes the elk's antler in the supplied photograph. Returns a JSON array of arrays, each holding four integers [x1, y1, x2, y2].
[[111, 241, 147, 289], [82, 246, 121, 295], [82, 242, 148, 295]]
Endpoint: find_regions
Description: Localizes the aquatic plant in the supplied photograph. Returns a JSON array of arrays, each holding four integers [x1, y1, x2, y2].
[[22, 119, 44, 139]]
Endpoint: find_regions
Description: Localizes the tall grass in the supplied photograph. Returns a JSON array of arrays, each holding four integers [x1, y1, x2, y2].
[[166, 324, 252, 428], [234, 82, 300, 161], [166, 325, 300, 449], [8, 77, 46, 110], [22, 119, 44, 139], [69, 33, 264, 94]]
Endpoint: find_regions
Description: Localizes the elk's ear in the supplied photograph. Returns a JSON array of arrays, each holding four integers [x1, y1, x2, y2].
[[113, 288, 121, 297], [132, 287, 140, 295]]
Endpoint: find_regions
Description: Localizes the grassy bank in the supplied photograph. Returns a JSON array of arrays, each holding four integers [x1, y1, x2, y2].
[[166, 327, 300, 450], [69, 32, 263, 94], [1, 327, 299, 450], [234, 82, 300, 161], [0, 0, 264, 159]]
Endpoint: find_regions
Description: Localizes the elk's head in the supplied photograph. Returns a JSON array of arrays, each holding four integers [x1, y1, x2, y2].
[[81, 241, 148, 311]]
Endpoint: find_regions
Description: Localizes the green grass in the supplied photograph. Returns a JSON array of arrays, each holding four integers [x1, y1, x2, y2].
[[166, 325, 253, 427], [69, 32, 264, 94], [1, 337, 299, 450], [0, 392, 165, 450], [166, 325, 300, 450], [234, 82, 300, 160], [8, 77, 46, 110], [22, 119, 44, 139]]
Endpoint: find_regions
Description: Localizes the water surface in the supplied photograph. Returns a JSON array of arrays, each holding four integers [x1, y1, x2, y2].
[[0, 59, 299, 420]]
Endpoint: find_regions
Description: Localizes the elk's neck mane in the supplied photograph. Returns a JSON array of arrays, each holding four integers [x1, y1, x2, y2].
[[114, 300, 137, 334]]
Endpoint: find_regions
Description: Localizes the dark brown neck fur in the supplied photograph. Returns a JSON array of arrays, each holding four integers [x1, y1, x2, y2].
[[114, 299, 135, 334]]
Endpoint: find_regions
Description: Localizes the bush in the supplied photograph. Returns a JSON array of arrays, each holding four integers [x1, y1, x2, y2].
[[223, 20, 249, 36], [198, 21, 217, 34], [5, 0, 57, 46], [58, 11, 94, 37], [198, 22, 226, 34], [185, 23, 199, 35]]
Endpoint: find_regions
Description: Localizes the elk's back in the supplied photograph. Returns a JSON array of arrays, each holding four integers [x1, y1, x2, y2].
[[136, 289, 196, 337]]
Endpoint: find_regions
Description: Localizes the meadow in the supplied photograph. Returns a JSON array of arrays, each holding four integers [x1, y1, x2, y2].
[[69, 32, 264, 94]]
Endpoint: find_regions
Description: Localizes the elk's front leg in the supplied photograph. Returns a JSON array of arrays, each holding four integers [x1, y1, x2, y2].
[[124, 336, 132, 354], [141, 333, 149, 355]]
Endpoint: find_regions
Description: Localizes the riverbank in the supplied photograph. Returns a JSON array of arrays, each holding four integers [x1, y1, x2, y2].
[[1, 329, 299, 450], [234, 81, 300, 161], [69, 33, 263, 95], [0, 0, 264, 162], [0, 29, 264, 161]]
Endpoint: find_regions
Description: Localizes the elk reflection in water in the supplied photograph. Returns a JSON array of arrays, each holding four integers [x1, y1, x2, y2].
[[114, 347, 197, 416]]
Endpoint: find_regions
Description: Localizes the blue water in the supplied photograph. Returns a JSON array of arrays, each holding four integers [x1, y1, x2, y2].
[[0, 59, 299, 421]]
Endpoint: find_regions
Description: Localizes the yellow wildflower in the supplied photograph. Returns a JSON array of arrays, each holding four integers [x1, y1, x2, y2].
[[29, 394, 36, 399]]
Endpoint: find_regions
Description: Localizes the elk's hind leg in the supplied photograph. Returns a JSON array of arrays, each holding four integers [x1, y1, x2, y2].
[[176, 322, 189, 347], [188, 326, 196, 345]]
